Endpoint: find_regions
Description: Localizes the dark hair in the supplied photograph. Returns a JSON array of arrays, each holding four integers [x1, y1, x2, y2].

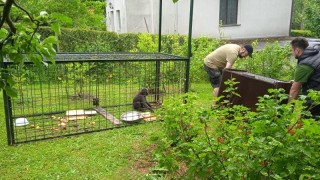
[[291, 37, 309, 50]]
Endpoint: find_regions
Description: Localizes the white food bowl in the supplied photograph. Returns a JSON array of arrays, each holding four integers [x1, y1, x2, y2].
[[15, 118, 29, 126], [120, 111, 143, 123]]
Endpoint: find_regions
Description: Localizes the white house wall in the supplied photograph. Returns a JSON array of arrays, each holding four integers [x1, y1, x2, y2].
[[106, 0, 127, 33], [219, 0, 293, 39], [173, 0, 293, 39], [125, 0, 156, 33], [107, 0, 293, 39]]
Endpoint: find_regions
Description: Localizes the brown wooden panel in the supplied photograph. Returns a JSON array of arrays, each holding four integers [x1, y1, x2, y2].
[[218, 69, 291, 111]]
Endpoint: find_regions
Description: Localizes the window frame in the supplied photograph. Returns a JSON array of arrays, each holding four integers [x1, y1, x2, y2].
[[219, 0, 239, 26]]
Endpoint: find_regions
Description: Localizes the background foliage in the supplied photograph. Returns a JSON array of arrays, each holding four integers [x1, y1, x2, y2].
[[292, 0, 320, 37], [234, 41, 294, 81], [291, 29, 315, 38], [18, 0, 106, 30], [37, 27, 294, 84]]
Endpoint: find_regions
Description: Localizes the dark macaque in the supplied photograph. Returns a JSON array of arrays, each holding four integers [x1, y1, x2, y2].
[[133, 88, 154, 113]]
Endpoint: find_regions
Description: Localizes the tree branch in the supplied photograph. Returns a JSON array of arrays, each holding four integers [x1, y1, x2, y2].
[[0, 0, 14, 29]]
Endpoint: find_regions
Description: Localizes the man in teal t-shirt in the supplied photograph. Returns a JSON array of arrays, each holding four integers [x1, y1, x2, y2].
[[289, 38, 320, 118]]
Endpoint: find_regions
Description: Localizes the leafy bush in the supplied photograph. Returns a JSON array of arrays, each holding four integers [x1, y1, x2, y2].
[[305, 0, 320, 37], [291, 30, 315, 37], [131, 33, 158, 52], [152, 80, 320, 179], [19, 0, 106, 30], [38, 28, 295, 83], [190, 37, 222, 83], [235, 41, 295, 81]]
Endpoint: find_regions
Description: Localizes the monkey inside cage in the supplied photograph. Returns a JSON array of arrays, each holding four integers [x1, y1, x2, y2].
[[3, 53, 188, 144]]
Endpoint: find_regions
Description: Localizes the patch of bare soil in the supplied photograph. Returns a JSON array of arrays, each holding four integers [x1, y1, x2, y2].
[[131, 143, 157, 175], [132, 142, 189, 179]]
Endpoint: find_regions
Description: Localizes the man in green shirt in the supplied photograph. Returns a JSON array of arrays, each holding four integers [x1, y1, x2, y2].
[[289, 37, 320, 118], [204, 44, 253, 108]]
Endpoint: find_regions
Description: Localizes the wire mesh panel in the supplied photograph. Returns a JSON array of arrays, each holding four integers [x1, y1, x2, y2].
[[4, 53, 188, 144]]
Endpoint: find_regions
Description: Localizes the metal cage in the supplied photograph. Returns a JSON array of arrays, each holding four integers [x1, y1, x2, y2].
[[3, 0, 195, 145], [3, 53, 187, 144]]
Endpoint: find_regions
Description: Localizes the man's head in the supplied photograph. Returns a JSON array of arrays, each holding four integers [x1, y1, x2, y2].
[[239, 44, 253, 58], [291, 37, 309, 58]]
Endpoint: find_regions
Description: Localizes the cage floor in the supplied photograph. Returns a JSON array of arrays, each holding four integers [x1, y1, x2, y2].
[[12, 105, 159, 143]]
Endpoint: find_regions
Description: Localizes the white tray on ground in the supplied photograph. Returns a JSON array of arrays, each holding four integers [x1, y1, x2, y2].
[[120, 111, 143, 122], [15, 118, 29, 126], [66, 110, 97, 116]]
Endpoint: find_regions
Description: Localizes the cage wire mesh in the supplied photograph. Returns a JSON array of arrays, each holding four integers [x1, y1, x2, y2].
[[4, 53, 188, 144]]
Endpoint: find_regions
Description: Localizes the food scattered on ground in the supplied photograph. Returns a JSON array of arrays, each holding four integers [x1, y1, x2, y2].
[[140, 112, 157, 122], [58, 122, 67, 130], [60, 117, 68, 123], [67, 116, 87, 121]]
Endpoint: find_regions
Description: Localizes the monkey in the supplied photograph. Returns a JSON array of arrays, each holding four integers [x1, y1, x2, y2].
[[133, 88, 154, 113]]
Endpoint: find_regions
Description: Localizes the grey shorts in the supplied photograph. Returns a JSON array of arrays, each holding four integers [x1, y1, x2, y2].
[[204, 64, 223, 88]]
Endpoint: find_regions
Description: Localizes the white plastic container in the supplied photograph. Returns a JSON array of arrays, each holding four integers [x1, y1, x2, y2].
[[14, 118, 29, 126]]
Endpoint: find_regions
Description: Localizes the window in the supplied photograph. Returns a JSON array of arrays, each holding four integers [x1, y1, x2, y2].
[[110, 11, 115, 31], [116, 10, 121, 32], [219, 0, 238, 25]]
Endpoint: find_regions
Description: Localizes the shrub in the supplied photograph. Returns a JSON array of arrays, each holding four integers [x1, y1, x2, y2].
[[152, 80, 320, 179], [38, 28, 295, 83], [235, 41, 295, 81], [291, 29, 315, 37], [190, 37, 222, 83]]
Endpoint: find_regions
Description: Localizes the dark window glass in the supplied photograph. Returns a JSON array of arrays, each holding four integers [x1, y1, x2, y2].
[[219, 0, 238, 25]]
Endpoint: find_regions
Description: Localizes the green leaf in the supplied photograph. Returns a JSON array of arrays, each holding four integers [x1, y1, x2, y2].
[[287, 162, 297, 174], [51, 13, 73, 26], [6, 77, 15, 86], [0, 29, 8, 39], [43, 36, 59, 45], [47, 46, 57, 56], [8, 53, 24, 63], [51, 23, 61, 35], [5, 86, 18, 97], [28, 54, 42, 66]]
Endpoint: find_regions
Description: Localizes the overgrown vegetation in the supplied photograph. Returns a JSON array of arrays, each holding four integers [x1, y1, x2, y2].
[[152, 79, 320, 179], [18, 0, 106, 30], [0, 0, 59, 96], [292, 0, 320, 37], [38, 28, 294, 84], [291, 29, 315, 38], [234, 41, 295, 81]]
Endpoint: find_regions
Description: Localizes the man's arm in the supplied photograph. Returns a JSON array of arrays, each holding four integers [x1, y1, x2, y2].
[[288, 81, 302, 102], [225, 62, 233, 69]]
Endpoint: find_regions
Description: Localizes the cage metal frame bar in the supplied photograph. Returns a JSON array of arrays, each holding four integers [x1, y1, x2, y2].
[[2, 0, 194, 145]]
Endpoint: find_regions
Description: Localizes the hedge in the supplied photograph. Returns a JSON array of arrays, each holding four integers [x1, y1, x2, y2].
[[38, 27, 293, 83], [291, 29, 315, 38]]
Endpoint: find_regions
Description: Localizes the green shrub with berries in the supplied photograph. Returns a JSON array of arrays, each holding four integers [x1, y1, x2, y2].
[[151, 79, 320, 179]]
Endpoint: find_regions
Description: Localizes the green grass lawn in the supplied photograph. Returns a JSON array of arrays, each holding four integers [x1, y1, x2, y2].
[[0, 83, 212, 179]]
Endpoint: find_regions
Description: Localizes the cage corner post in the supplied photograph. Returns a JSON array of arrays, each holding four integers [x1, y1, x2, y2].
[[155, 0, 163, 103], [1, 61, 15, 145], [184, 0, 194, 93]]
